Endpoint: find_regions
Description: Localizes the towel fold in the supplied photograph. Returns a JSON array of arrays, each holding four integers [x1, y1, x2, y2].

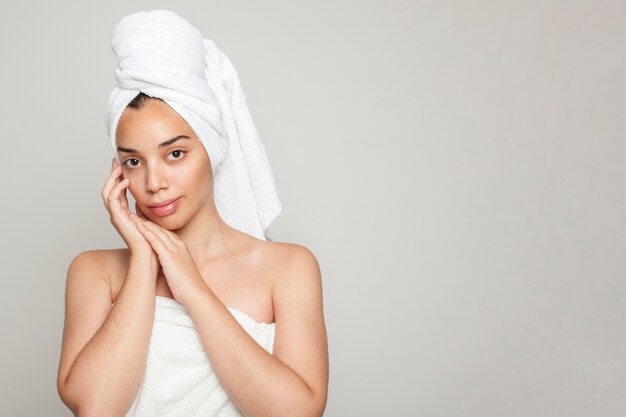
[[105, 9, 281, 240]]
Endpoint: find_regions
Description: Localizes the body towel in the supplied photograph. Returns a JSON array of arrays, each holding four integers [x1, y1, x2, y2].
[[123, 296, 276, 416]]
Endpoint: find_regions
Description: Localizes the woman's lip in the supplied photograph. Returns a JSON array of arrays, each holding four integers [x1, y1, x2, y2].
[[149, 198, 178, 208], [148, 197, 181, 216]]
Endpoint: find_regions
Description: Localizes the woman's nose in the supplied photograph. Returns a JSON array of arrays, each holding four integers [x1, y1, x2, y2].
[[145, 164, 168, 192]]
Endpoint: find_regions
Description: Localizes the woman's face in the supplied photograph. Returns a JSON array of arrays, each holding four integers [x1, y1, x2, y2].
[[115, 98, 213, 230]]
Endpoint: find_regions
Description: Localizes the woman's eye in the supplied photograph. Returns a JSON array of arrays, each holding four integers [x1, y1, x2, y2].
[[123, 159, 140, 168], [168, 150, 186, 160], [122, 151, 184, 168]]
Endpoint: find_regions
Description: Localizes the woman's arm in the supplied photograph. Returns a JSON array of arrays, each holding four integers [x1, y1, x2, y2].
[[57, 251, 159, 417], [182, 244, 329, 417]]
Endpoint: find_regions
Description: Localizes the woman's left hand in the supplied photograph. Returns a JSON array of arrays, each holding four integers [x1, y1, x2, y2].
[[130, 213, 209, 305]]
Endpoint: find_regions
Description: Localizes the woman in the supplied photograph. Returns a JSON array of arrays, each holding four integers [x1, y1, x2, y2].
[[56, 10, 328, 417]]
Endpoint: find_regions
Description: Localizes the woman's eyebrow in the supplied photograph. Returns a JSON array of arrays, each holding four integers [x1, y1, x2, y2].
[[117, 135, 191, 154]]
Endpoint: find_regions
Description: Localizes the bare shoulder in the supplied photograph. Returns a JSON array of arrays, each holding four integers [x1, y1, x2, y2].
[[67, 248, 130, 303], [66, 250, 107, 287], [267, 241, 323, 305], [257, 240, 320, 279], [258, 239, 318, 264]]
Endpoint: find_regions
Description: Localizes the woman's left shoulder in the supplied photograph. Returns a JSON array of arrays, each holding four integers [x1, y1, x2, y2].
[[260, 240, 320, 274], [260, 241, 322, 303]]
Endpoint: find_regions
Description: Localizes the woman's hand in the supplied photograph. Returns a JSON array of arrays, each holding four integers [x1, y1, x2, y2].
[[129, 214, 209, 305], [101, 158, 158, 267]]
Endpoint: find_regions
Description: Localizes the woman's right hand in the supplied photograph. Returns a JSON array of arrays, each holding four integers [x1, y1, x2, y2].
[[101, 158, 157, 264]]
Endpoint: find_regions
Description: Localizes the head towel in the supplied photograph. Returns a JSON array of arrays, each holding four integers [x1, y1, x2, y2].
[[105, 9, 281, 240]]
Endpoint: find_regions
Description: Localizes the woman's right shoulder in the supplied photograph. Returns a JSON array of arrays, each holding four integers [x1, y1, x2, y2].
[[68, 248, 131, 289], [69, 248, 130, 269]]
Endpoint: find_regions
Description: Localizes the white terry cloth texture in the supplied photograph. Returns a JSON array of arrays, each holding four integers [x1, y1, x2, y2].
[[123, 296, 276, 417], [105, 9, 281, 240]]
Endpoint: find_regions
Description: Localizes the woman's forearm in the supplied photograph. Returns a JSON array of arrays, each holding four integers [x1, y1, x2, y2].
[[63, 254, 158, 417], [183, 286, 322, 417]]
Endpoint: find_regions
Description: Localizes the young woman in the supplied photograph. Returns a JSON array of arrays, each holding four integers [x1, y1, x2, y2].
[[56, 10, 328, 417]]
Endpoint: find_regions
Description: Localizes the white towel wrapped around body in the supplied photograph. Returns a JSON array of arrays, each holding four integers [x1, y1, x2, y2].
[[123, 296, 276, 417], [105, 9, 281, 240]]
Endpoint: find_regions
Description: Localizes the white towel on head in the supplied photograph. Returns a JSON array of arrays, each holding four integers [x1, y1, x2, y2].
[[105, 9, 281, 240]]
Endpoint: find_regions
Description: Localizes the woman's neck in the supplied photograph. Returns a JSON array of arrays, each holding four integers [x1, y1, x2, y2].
[[172, 198, 239, 265]]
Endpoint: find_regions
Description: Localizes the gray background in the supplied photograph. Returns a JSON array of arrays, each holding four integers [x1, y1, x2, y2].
[[1, 1, 624, 416]]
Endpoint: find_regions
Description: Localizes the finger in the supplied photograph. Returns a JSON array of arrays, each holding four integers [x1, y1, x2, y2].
[[105, 158, 122, 182], [133, 218, 177, 251], [120, 183, 130, 210], [136, 218, 178, 249], [159, 226, 182, 246], [101, 164, 124, 205], [135, 221, 172, 254], [107, 178, 130, 216]]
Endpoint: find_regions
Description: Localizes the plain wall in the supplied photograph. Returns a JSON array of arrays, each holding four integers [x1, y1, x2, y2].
[[0, 1, 624, 416]]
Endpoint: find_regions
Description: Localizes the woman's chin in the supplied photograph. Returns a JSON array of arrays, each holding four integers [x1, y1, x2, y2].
[[153, 217, 185, 231]]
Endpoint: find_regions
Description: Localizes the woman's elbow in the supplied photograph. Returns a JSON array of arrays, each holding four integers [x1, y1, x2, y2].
[[57, 382, 80, 416], [57, 383, 103, 417], [305, 387, 328, 417]]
